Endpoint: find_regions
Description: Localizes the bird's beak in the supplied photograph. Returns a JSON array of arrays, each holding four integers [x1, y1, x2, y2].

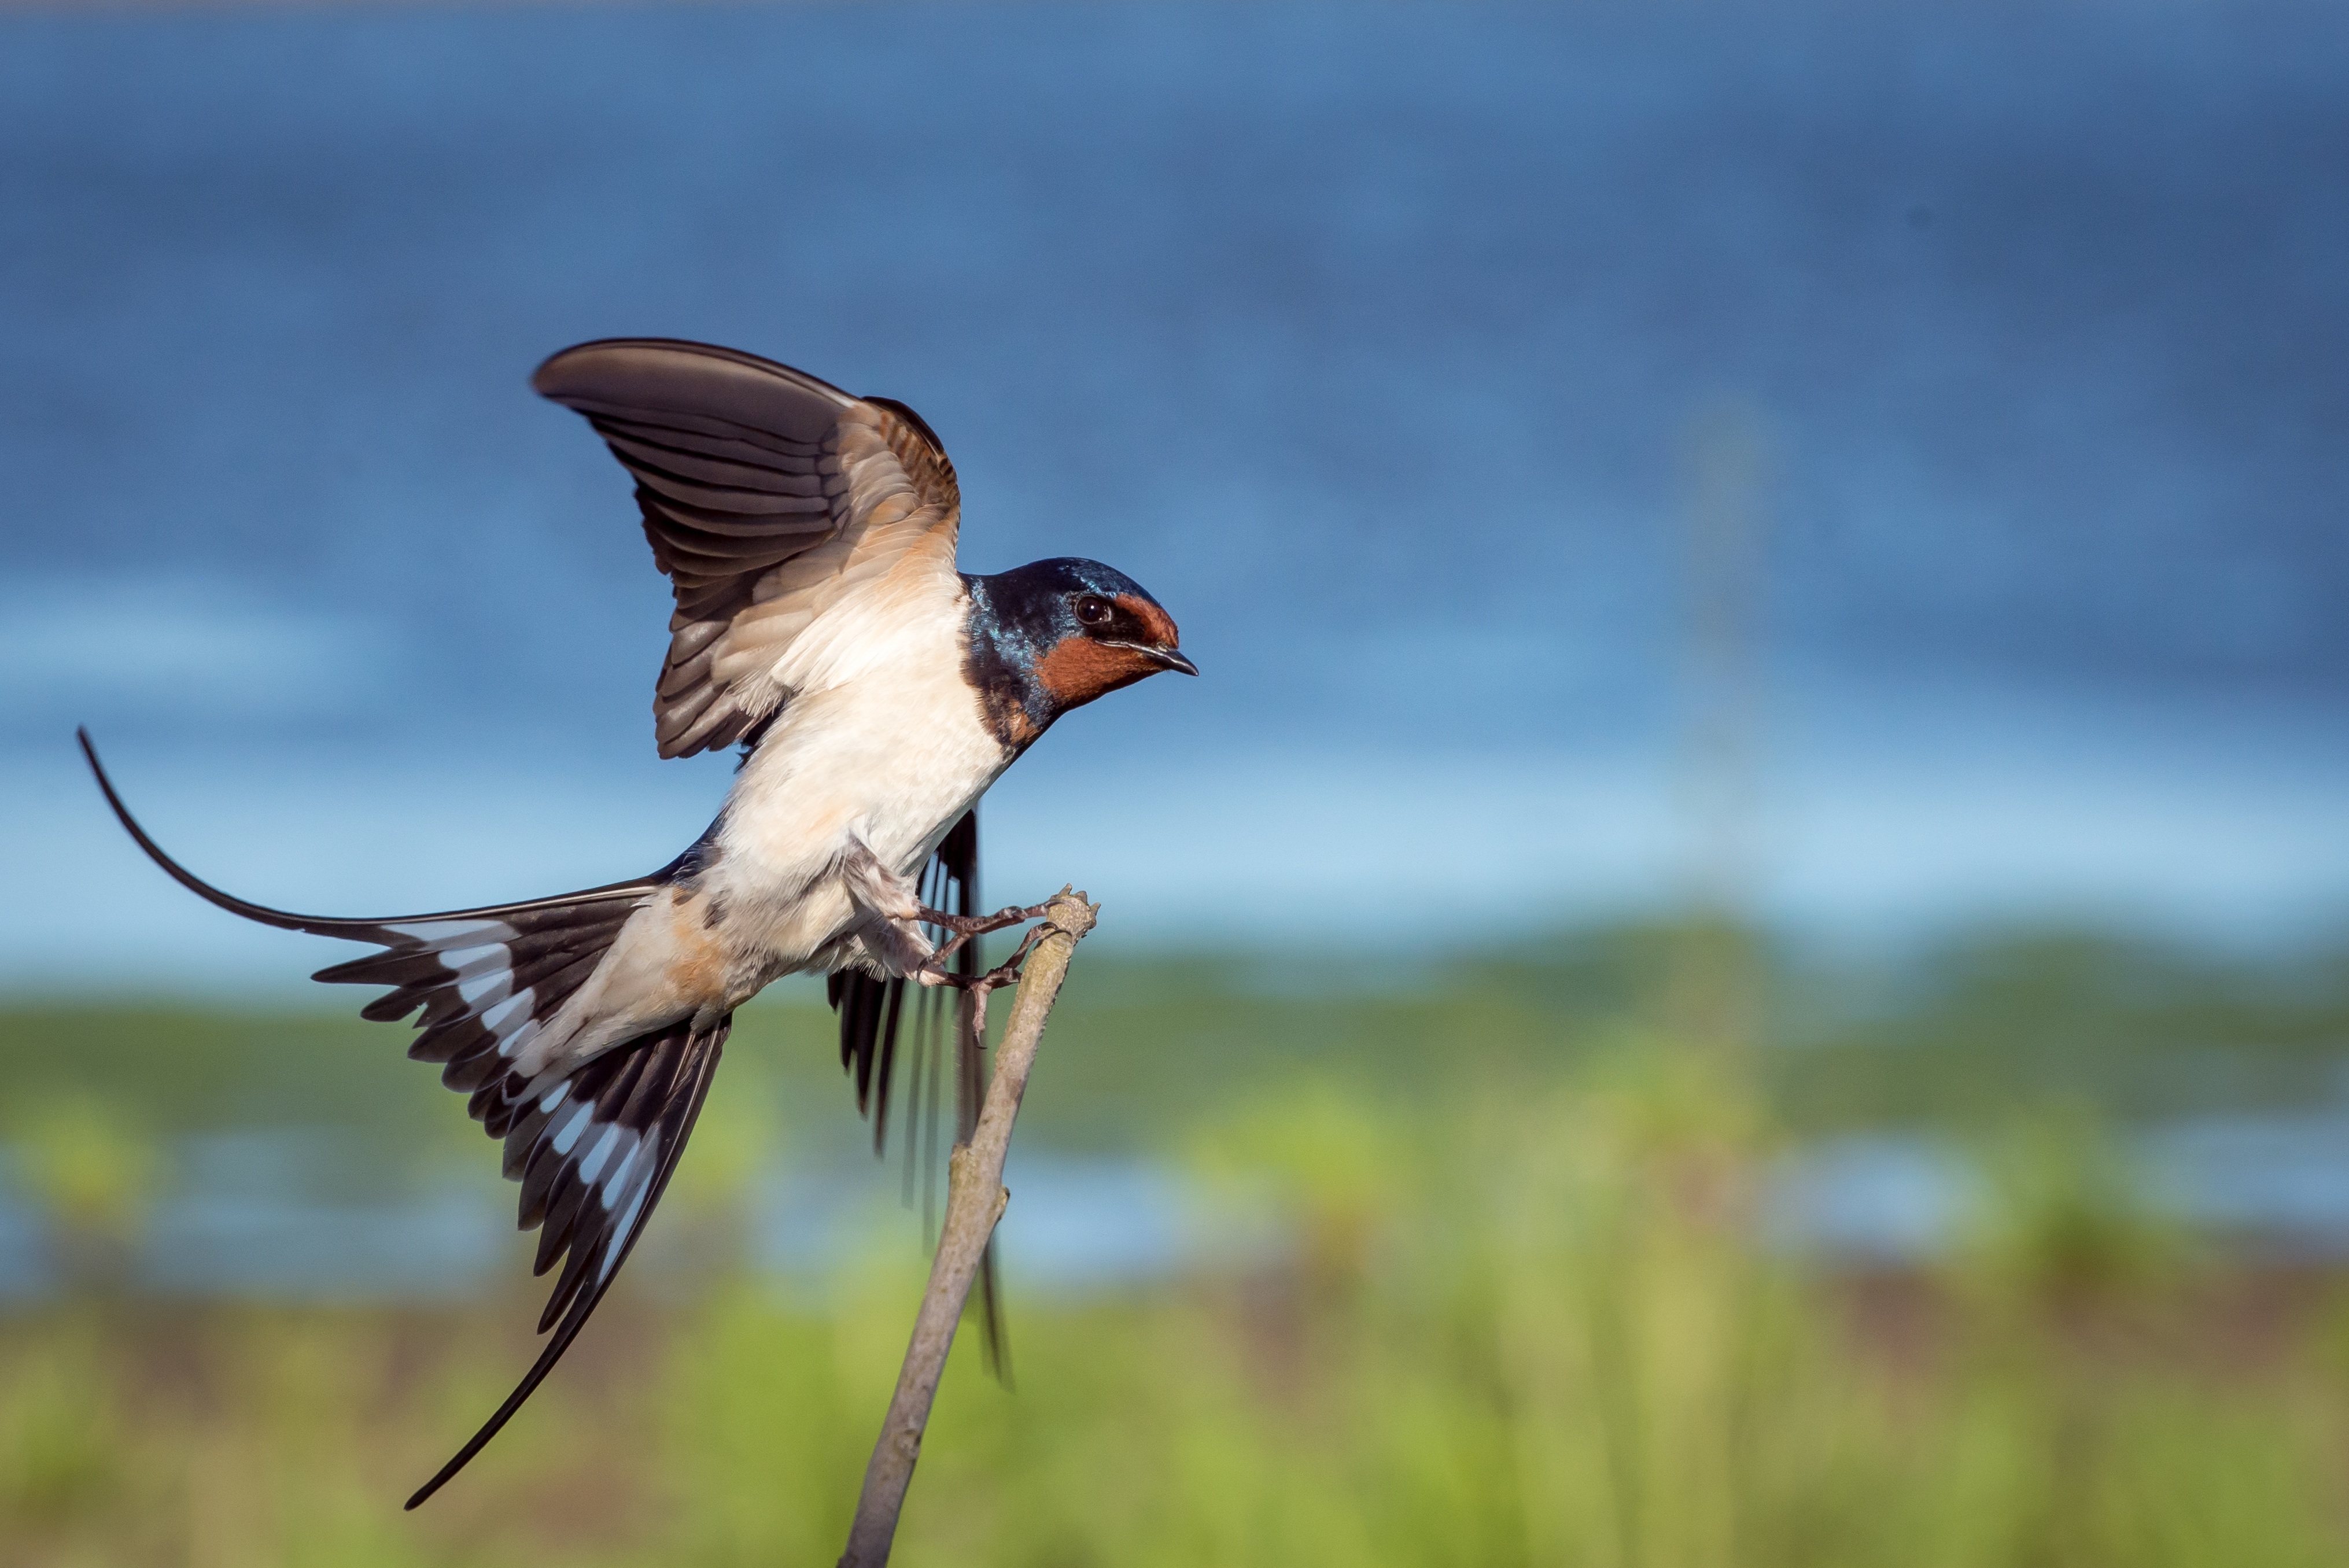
[[1105, 639, 1198, 676], [1141, 645, 1199, 676], [1104, 629, 1203, 676]]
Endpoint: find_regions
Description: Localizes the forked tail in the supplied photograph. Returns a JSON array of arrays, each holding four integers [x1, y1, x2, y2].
[[78, 729, 726, 1507]]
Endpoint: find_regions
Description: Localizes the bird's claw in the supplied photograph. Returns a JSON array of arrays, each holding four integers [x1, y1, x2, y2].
[[918, 901, 1053, 939], [914, 915, 1059, 994], [916, 900, 1054, 970]]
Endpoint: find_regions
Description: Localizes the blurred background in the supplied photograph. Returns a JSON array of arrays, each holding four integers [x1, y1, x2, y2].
[[5, 1, 2349, 1563]]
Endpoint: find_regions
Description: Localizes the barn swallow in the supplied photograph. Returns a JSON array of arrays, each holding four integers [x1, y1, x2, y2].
[[78, 338, 1194, 1507]]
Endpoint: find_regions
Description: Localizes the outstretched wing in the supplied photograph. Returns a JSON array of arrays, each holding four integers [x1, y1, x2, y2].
[[80, 732, 726, 1504], [533, 338, 963, 758], [826, 808, 1010, 1374]]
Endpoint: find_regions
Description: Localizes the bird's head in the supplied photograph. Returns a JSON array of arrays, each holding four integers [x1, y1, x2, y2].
[[964, 557, 1196, 747]]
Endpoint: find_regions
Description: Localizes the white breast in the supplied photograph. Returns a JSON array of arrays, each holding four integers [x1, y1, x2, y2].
[[705, 570, 1008, 973], [503, 560, 1006, 1078]]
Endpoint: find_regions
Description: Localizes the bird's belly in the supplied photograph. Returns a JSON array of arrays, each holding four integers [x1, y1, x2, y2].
[[707, 662, 1009, 976], [518, 648, 1006, 1077]]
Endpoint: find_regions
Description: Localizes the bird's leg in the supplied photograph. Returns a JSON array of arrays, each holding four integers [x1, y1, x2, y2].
[[837, 835, 938, 977], [839, 836, 1056, 988]]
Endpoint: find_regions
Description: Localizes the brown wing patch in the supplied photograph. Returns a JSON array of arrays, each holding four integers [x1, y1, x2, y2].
[[663, 889, 732, 1002]]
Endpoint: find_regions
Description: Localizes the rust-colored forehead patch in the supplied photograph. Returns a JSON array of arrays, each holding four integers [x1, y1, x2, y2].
[[1116, 594, 1179, 648]]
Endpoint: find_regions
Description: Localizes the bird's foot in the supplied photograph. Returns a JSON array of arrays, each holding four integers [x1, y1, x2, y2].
[[913, 912, 1058, 993], [914, 901, 1053, 969], [918, 901, 1054, 940]]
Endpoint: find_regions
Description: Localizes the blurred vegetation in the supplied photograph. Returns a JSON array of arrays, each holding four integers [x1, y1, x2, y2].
[[8, 923, 2347, 1149], [5, 922, 2349, 1564], [6, 1093, 158, 1292]]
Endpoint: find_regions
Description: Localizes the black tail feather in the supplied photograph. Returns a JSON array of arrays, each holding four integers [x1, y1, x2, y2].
[[405, 1016, 727, 1510], [78, 728, 654, 935], [827, 808, 1009, 1377], [79, 728, 729, 1506]]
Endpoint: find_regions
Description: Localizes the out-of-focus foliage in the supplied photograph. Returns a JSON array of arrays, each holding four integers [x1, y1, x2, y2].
[[8, 1035, 2349, 1566], [1761, 931, 2349, 1131], [7, 928, 2349, 1563], [8, 1095, 157, 1242], [7, 926, 2347, 1154], [1959, 1108, 2188, 1311]]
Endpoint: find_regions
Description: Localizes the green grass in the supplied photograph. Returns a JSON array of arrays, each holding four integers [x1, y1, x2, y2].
[[10, 1053, 2349, 1566], [7, 924, 2349, 1565]]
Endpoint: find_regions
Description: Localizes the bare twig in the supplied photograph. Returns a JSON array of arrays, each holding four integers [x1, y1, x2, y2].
[[837, 888, 1099, 1568]]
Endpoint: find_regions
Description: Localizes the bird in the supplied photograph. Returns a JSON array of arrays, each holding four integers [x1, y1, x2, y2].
[[78, 337, 1196, 1508]]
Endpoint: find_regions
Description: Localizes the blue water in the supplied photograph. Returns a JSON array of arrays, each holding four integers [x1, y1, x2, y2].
[[0, 1135, 1234, 1301], [19, 1114, 2349, 1302], [3, 1, 2347, 981]]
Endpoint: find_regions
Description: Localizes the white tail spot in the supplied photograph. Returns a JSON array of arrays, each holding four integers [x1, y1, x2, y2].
[[600, 1178, 654, 1283], [577, 1126, 624, 1183], [552, 1103, 595, 1156], [500, 1018, 542, 1060], [458, 966, 514, 1008], [389, 920, 514, 950], [481, 989, 535, 1037], [600, 1143, 645, 1208]]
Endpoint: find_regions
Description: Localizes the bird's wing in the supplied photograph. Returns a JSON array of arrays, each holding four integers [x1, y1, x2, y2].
[[81, 732, 725, 1506], [533, 338, 962, 758], [827, 807, 1010, 1375]]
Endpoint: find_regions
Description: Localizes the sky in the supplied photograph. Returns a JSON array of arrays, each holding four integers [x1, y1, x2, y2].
[[2, 0, 2346, 987]]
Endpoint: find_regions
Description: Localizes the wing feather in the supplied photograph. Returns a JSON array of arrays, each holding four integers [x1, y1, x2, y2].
[[534, 338, 962, 758]]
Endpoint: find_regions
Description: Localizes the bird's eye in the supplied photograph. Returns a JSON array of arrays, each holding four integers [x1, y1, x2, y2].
[[1075, 595, 1114, 626]]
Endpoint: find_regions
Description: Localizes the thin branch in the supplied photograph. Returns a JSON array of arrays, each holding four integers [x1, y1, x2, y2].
[[836, 888, 1099, 1568]]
